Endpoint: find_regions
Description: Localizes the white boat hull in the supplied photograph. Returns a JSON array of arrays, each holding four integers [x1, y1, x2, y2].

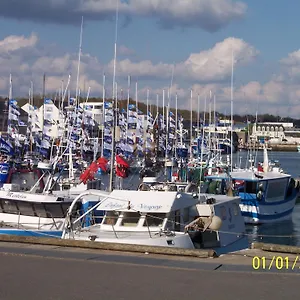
[[0, 213, 66, 231], [68, 228, 196, 249]]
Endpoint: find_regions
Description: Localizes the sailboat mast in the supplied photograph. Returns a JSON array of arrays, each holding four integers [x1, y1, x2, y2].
[[109, 0, 119, 192], [230, 48, 234, 172], [126, 75, 130, 139], [75, 16, 84, 107], [30, 81, 33, 152], [197, 94, 200, 141], [101, 73, 105, 156], [190, 89, 193, 159], [42, 73, 45, 134], [175, 93, 178, 154], [208, 90, 212, 151]]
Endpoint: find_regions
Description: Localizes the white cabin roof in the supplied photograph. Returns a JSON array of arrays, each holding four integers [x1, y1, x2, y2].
[[0, 190, 61, 203], [96, 190, 199, 213], [206, 169, 291, 181]]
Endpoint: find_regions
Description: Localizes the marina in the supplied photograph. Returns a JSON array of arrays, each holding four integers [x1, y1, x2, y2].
[[2, 2, 300, 299]]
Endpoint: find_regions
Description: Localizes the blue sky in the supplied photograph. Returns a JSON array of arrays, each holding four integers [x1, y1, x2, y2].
[[0, 0, 300, 117]]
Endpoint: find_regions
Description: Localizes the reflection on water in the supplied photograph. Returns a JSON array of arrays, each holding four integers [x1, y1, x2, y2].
[[246, 214, 299, 247], [235, 151, 300, 246]]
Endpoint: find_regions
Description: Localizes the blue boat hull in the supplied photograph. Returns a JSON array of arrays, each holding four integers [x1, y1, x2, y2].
[[240, 192, 298, 224], [0, 229, 62, 238]]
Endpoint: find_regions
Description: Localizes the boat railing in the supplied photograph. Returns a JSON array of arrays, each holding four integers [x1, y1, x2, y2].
[[14, 211, 60, 230], [71, 213, 169, 239]]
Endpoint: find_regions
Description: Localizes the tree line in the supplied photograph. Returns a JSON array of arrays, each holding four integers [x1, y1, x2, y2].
[[0, 95, 299, 127]]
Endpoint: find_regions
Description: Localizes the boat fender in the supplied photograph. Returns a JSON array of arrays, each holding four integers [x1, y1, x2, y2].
[[293, 179, 300, 190], [138, 183, 150, 191], [257, 190, 263, 201]]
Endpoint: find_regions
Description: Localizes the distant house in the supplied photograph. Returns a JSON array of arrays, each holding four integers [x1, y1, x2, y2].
[[250, 122, 300, 144]]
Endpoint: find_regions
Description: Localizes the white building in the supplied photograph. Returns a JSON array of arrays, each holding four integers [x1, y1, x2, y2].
[[79, 102, 103, 126], [251, 122, 300, 144]]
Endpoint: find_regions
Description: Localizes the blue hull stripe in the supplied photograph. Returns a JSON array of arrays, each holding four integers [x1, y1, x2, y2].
[[240, 192, 298, 206], [242, 207, 294, 220], [0, 230, 62, 238]]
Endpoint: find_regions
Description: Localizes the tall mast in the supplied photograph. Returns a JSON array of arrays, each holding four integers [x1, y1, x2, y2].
[[230, 48, 234, 172], [101, 73, 105, 156], [126, 75, 130, 139], [42, 73, 46, 134], [75, 16, 84, 107], [112, 0, 119, 101], [109, 0, 119, 192], [197, 93, 200, 141], [190, 89, 193, 159], [175, 92, 178, 152], [30, 81, 34, 152]]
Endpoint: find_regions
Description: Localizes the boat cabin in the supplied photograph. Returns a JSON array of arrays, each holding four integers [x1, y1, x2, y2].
[[94, 190, 200, 233], [70, 189, 246, 250], [204, 171, 297, 205]]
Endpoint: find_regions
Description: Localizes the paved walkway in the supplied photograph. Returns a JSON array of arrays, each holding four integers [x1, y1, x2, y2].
[[0, 242, 299, 300]]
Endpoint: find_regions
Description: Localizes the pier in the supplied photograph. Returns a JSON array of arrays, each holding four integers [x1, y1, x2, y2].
[[0, 237, 299, 299]]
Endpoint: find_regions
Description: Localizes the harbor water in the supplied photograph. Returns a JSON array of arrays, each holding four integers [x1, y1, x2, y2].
[[234, 150, 300, 247]]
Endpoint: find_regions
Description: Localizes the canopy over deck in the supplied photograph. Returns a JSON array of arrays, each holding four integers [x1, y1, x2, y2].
[[96, 190, 199, 213]]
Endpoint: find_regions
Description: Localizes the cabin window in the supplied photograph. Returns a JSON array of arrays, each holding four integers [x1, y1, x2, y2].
[[103, 211, 119, 225], [244, 181, 257, 194], [121, 212, 140, 227], [183, 207, 190, 223], [175, 210, 181, 231], [43, 203, 66, 218], [265, 179, 289, 202], [232, 203, 239, 216], [144, 213, 165, 227], [33, 203, 48, 218], [1, 200, 19, 215], [165, 211, 181, 231]]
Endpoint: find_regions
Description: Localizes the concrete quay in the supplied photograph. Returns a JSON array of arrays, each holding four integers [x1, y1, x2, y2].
[[0, 240, 299, 300]]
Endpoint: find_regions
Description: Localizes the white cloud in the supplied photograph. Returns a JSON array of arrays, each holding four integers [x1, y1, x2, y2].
[[1, 0, 247, 31], [2, 32, 300, 118], [0, 33, 103, 97], [0, 33, 38, 54], [111, 37, 258, 83]]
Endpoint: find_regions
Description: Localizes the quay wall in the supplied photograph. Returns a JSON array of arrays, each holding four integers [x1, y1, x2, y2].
[[1, 234, 300, 257]]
